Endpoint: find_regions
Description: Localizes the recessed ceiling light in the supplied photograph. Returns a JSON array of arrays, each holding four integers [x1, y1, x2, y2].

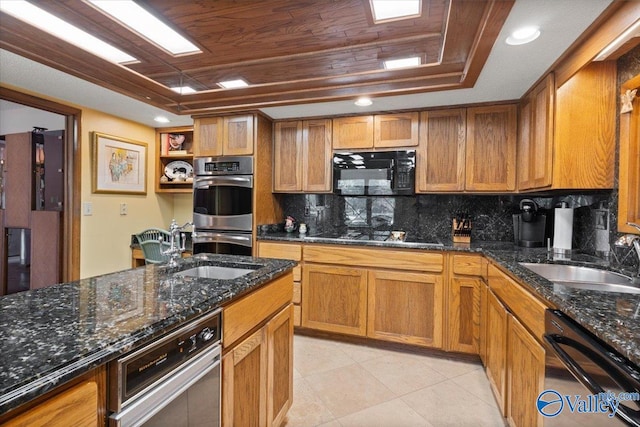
[[154, 116, 170, 123], [506, 26, 541, 45], [384, 56, 422, 70], [218, 79, 249, 89], [88, 0, 201, 56], [171, 86, 197, 95], [355, 97, 373, 107], [0, 0, 137, 64], [370, 0, 421, 22]]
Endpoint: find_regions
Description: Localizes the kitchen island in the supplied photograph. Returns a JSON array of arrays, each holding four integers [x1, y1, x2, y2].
[[0, 253, 296, 422]]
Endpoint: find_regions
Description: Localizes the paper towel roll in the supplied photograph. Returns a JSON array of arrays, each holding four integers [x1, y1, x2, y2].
[[553, 207, 574, 251]]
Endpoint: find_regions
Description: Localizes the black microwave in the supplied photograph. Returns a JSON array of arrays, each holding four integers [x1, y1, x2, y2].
[[333, 150, 415, 196]]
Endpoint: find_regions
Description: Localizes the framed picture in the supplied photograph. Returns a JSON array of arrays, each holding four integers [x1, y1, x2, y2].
[[92, 132, 147, 194]]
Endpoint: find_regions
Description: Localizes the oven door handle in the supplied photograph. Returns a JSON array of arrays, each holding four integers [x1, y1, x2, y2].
[[195, 175, 253, 188], [110, 345, 221, 427], [194, 232, 252, 247], [544, 334, 640, 426]]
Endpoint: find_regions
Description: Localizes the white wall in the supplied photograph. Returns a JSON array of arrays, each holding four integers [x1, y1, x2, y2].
[[0, 100, 65, 134]]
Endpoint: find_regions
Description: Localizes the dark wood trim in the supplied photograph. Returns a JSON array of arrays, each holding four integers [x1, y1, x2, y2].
[[0, 86, 81, 281]]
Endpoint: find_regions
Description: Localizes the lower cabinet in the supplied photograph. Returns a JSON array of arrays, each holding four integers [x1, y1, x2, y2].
[[484, 280, 546, 427], [222, 304, 294, 427], [302, 264, 368, 336], [446, 275, 481, 354], [367, 270, 443, 347], [507, 314, 545, 427]]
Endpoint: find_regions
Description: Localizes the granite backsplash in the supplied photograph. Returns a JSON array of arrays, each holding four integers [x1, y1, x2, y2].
[[274, 191, 638, 272]]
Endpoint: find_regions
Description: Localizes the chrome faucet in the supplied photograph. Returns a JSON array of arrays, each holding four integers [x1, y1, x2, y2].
[[615, 222, 640, 278], [162, 219, 193, 267]]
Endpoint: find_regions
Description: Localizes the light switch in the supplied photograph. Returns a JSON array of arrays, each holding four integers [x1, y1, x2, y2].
[[83, 202, 93, 216], [120, 203, 128, 216]]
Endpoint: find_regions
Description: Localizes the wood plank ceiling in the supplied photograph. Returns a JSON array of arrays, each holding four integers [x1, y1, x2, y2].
[[0, 0, 514, 115]]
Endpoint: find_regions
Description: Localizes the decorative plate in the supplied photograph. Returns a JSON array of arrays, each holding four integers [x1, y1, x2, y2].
[[164, 160, 193, 179]]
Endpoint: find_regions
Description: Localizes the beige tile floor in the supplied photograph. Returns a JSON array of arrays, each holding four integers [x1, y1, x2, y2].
[[283, 334, 506, 427]]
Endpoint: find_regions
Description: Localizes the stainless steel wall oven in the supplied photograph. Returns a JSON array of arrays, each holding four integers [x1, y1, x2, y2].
[[192, 156, 253, 256], [108, 309, 222, 427]]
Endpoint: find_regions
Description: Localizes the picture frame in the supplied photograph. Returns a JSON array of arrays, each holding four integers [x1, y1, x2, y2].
[[92, 132, 147, 194]]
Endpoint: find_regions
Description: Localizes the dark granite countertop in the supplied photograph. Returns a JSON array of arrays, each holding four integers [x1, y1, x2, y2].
[[0, 253, 296, 415], [258, 232, 640, 367]]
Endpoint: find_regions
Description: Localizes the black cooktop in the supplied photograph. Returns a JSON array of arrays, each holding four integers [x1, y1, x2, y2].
[[313, 230, 442, 245]]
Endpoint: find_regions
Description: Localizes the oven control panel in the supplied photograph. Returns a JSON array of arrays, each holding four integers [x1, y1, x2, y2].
[[194, 156, 253, 175]]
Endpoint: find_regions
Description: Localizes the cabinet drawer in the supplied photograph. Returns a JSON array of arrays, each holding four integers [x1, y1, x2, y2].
[[452, 254, 485, 277], [303, 245, 443, 272], [488, 265, 549, 342], [258, 242, 302, 261], [223, 273, 293, 348]]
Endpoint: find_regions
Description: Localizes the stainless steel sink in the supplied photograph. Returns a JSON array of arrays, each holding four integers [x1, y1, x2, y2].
[[175, 265, 256, 280], [519, 262, 640, 294]]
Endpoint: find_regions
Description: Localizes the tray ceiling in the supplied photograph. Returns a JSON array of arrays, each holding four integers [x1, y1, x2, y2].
[[0, 0, 514, 115]]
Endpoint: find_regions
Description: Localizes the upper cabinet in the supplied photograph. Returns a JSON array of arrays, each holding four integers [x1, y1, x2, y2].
[[193, 114, 254, 157], [273, 119, 332, 193], [518, 74, 554, 191], [465, 104, 518, 192], [518, 63, 616, 192], [332, 113, 419, 150], [618, 73, 640, 233], [156, 126, 194, 194], [417, 109, 466, 192]]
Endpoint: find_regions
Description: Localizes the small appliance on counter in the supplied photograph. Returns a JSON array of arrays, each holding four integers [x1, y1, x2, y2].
[[512, 199, 546, 247]]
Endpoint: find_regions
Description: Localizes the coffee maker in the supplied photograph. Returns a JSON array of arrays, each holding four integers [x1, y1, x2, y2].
[[513, 199, 546, 247]]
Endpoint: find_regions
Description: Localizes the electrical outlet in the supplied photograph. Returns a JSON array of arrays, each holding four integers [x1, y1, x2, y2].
[[120, 203, 128, 216], [83, 202, 92, 216]]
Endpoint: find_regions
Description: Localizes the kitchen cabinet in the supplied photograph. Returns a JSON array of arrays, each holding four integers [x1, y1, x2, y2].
[[445, 254, 484, 354], [1, 367, 105, 427], [484, 287, 508, 416], [222, 327, 268, 427], [257, 242, 302, 326], [332, 113, 419, 150], [155, 126, 194, 194], [302, 263, 368, 336], [193, 114, 254, 157], [518, 74, 554, 191], [222, 273, 294, 427], [507, 314, 545, 427], [416, 108, 466, 192], [273, 119, 332, 193], [618, 73, 640, 233], [374, 112, 419, 148], [332, 115, 374, 149], [367, 270, 443, 348], [4, 132, 33, 227], [553, 61, 616, 189], [465, 104, 517, 192]]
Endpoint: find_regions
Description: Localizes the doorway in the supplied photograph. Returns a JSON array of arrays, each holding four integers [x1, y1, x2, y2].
[[0, 87, 81, 294]]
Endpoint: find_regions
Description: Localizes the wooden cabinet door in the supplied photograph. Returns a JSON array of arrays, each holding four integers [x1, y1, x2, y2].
[[367, 270, 443, 348], [4, 132, 32, 228], [302, 264, 367, 336], [303, 119, 332, 192], [273, 121, 303, 192], [222, 327, 268, 427], [3, 380, 98, 427], [554, 61, 616, 189], [417, 109, 466, 192], [266, 305, 294, 427], [465, 105, 517, 192], [332, 116, 374, 149], [485, 289, 508, 416], [224, 115, 254, 155], [507, 315, 545, 427], [194, 116, 224, 157], [374, 112, 419, 148], [479, 282, 488, 366], [519, 74, 554, 191], [618, 77, 640, 233], [446, 276, 480, 354]]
